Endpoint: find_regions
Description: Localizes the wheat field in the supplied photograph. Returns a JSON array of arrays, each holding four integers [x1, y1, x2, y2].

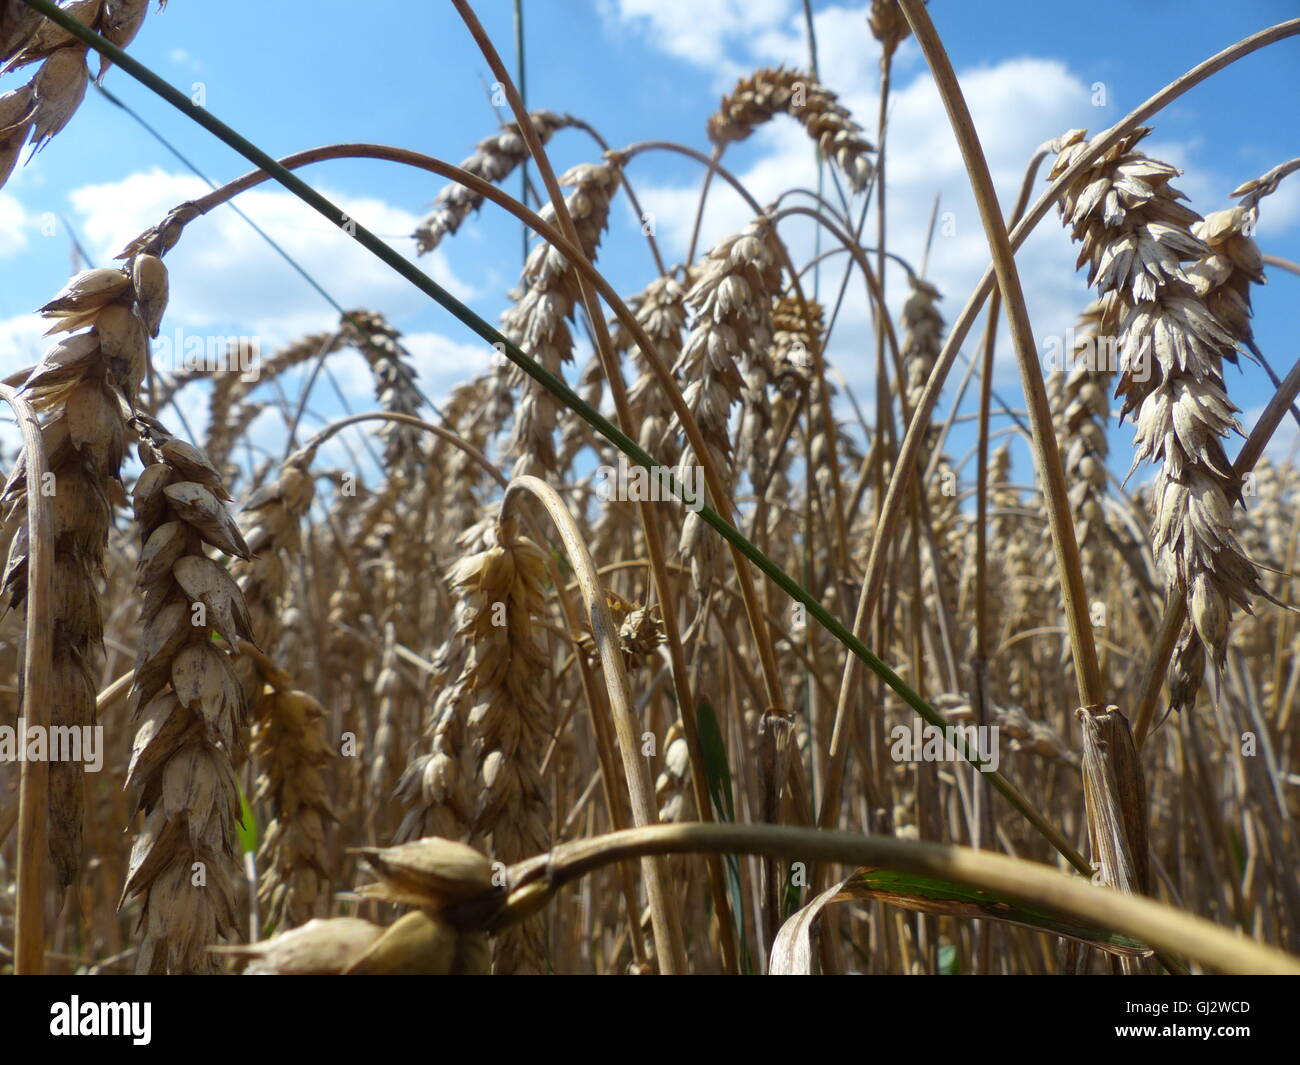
[[0, 0, 1297, 977]]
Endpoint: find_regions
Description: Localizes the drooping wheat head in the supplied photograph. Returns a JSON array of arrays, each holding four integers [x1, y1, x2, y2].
[[707, 67, 875, 192], [413, 109, 576, 254], [0, 0, 161, 190], [1050, 127, 1264, 684], [1, 252, 162, 883]]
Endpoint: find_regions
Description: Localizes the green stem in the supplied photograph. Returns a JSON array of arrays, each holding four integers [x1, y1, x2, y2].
[[493, 823, 1300, 975]]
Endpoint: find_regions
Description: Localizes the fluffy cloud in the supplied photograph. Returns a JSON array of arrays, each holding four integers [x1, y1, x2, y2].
[[2, 172, 493, 487], [602, 0, 797, 79], [0, 193, 32, 259]]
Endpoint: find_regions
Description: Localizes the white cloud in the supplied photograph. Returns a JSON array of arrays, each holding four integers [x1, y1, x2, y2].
[[0, 193, 31, 258], [403, 331, 492, 389], [0, 312, 47, 455], [0, 311, 48, 365], [602, 0, 798, 81], [66, 169, 475, 344], [1255, 178, 1300, 237]]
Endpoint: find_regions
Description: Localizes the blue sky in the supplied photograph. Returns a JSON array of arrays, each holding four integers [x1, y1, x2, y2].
[[1, 0, 1298, 481]]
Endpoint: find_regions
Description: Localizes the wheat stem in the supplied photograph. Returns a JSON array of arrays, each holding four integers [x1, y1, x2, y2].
[[901, 0, 1101, 708], [498, 475, 688, 973], [486, 823, 1300, 975], [0, 384, 53, 975]]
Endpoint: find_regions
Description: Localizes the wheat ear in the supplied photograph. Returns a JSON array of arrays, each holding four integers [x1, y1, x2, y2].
[[1051, 127, 1264, 678], [675, 218, 784, 589], [501, 160, 620, 479], [227, 456, 333, 926], [0, 0, 160, 189], [413, 109, 575, 254], [1, 254, 162, 883], [1047, 298, 1117, 596], [122, 417, 252, 973], [445, 513, 553, 973]]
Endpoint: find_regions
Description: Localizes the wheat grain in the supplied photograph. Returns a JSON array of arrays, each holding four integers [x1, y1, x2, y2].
[[935, 693, 1078, 767], [1, 258, 157, 884], [868, 0, 911, 58], [621, 275, 688, 455], [226, 456, 333, 926], [438, 513, 553, 973], [251, 687, 333, 930], [0, 0, 159, 191], [1047, 298, 1117, 595], [224, 837, 495, 974], [342, 310, 424, 473], [900, 276, 946, 480]]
